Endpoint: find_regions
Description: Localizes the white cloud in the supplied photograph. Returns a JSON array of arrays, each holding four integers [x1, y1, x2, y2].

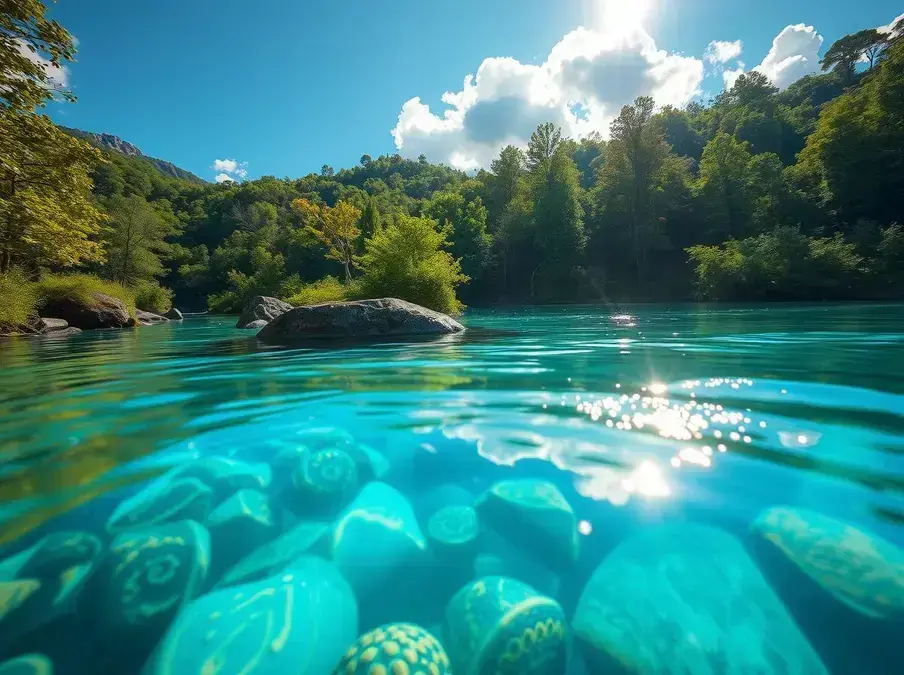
[[705, 40, 743, 65], [391, 20, 703, 169], [722, 64, 745, 90], [212, 158, 248, 181], [753, 24, 824, 89], [878, 12, 904, 36], [16, 40, 68, 88]]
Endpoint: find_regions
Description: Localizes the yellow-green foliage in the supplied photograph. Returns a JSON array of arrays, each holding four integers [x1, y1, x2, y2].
[[285, 276, 358, 306], [0, 270, 39, 329], [34, 274, 136, 317], [133, 280, 174, 314]]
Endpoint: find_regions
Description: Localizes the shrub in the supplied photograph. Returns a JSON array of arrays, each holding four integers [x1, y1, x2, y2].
[[355, 214, 468, 315], [133, 280, 174, 314], [285, 276, 357, 306], [0, 270, 39, 330], [35, 273, 136, 316]]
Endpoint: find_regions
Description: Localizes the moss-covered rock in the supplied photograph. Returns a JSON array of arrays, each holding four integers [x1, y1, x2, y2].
[[333, 623, 451, 675], [572, 523, 828, 675], [147, 556, 357, 675], [443, 576, 568, 675], [752, 506, 904, 619]]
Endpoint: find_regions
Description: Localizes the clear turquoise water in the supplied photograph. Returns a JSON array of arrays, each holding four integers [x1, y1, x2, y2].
[[0, 305, 903, 674]]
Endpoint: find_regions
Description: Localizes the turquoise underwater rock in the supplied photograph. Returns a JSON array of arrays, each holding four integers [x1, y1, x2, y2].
[[443, 576, 568, 675], [148, 556, 358, 675], [105, 477, 214, 534], [88, 520, 210, 646], [205, 489, 276, 583], [475, 479, 578, 573], [0, 531, 102, 649], [572, 523, 828, 675], [171, 456, 272, 502], [331, 482, 427, 597], [0, 654, 53, 675], [427, 505, 480, 560], [289, 447, 359, 518], [216, 519, 330, 588], [333, 623, 451, 675], [752, 506, 904, 619]]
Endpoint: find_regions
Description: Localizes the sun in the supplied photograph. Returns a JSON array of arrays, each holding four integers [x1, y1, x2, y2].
[[586, 0, 655, 35]]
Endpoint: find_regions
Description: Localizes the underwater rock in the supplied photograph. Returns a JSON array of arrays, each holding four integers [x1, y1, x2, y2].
[[216, 519, 330, 588], [331, 482, 427, 597], [205, 489, 276, 584], [0, 531, 102, 651], [475, 479, 578, 573], [147, 555, 357, 675], [427, 505, 480, 561], [572, 523, 828, 675], [0, 654, 53, 675], [752, 506, 904, 619], [105, 476, 214, 534], [86, 520, 210, 669], [257, 297, 464, 343], [236, 295, 292, 329], [288, 447, 359, 518], [346, 443, 391, 483], [273, 440, 389, 488], [444, 576, 568, 675], [473, 548, 561, 600], [333, 623, 451, 675], [170, 456, 272, 503]]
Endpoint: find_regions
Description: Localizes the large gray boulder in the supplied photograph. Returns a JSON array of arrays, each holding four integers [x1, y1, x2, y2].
[[164, 307, 184, 320], [236, 295, 291, 328], [40, 292, 131, 329], [257, 298, 464, 343], [136, 309, 169, 325]]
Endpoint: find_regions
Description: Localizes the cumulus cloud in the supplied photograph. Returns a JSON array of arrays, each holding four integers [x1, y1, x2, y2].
[[212, 158, 248, 182], [705, 40, 743, 65], [753, 24, 824, 89], [214, 173, 235, 184], [722, 64, 746, 90], [16, 40, 69, 88], [391, 19, 703, 169]]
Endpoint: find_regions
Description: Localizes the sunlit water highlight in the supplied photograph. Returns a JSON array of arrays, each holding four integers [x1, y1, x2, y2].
[[1, 304, 903, 674]]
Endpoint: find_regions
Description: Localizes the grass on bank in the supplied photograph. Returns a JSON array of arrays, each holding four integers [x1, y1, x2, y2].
[[0, 272, 141, 329]]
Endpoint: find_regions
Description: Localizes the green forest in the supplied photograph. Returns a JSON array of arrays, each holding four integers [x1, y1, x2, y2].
[[2, 2, 904, 324]]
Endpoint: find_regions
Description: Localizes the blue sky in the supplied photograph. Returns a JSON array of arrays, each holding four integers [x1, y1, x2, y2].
[[46, 0, 903, 181]]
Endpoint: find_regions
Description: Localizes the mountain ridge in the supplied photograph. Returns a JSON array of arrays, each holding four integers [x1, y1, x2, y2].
[[60, 126, 206, 183]]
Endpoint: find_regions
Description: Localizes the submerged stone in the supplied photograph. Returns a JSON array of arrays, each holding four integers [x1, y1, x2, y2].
[[345, 443, 391, 483], [427, 505, 480, 560], [0, 531, 102, 650], [148, 556, 358, 675], [331, 482, 427, 596], [205, 489, 276, 583], [170, 456, 272, 502], [289, 448, 359, 518], [0, 654, 53, 675], [217, 519, 330, 588], [105, 477, 214, 534], [752, 506, 904, 619], [443, 576, 568, 675], [87, 520, 210, 660], [475, 479, 578, 572], [333, 623, 451, 675], [573, 523, 828, 675]]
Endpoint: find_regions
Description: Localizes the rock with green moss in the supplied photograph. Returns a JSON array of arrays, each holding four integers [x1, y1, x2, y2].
[[752, 506, 904, 619], [330, 482, 427, 597], [216, 519, 330, 588], [475, 479, 578, 572], [443, 576, 568, 675], [147, 556, 357, 675], [86, 520, 210, 669], [572, 523, 828, 675], [0, 654, 53, 675], [105, 477, 214, 534], [333, 623, 451, 675], [288, 448, 359, 518], [0, 531, 102, 650]]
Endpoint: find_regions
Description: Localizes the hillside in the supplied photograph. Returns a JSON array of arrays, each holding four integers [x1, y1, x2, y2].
[[61, 126, 206, 183]]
